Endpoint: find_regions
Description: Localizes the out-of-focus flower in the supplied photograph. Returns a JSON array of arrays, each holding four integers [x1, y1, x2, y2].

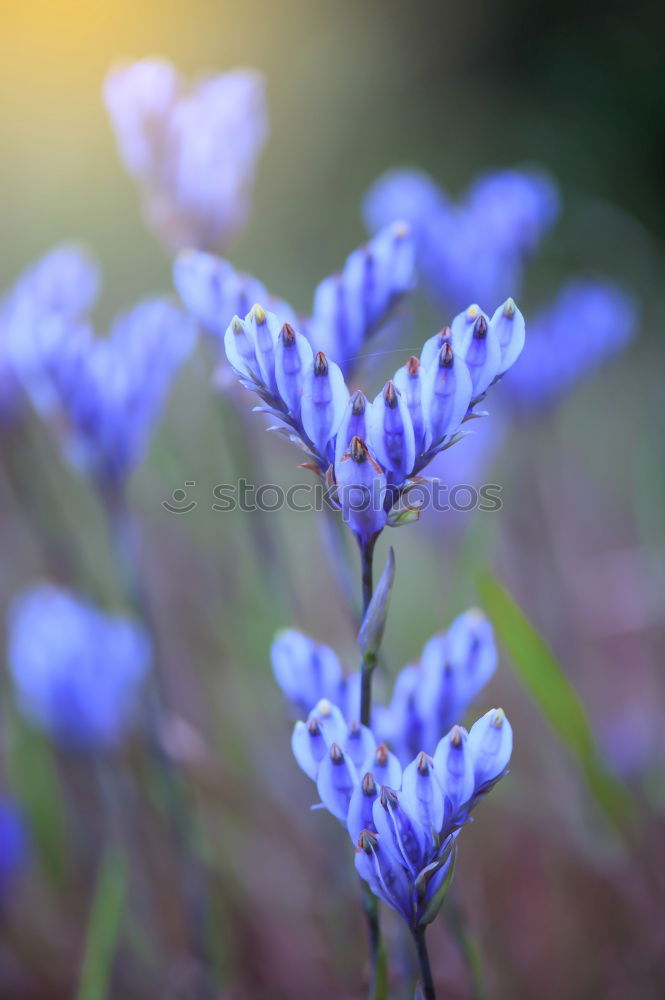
[[7, 585, 151, 749], [103, 59, 268, 253], [222, 297, 524, 546], [506, 279, 638, 411], [0, 244, 99, 423], [173, 221, 415, 377], [364, 166, 558, 310], [293, 697, 511, 930], [272, 609, 498, 765], [0, 798, 28, 900], [16, 294, 195, 489]]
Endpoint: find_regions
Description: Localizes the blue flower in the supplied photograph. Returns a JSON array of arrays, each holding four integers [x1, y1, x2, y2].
[[0, 798, 28, 900], [364, 166, 558, 310], [0, 244, 98, 423], [174, 221, 415, 378], [104, 59, 268, 253], [272, 609, 498, 765], [16, 295, 195, 488], [7, 585, 151, 749], [292, 697, 512, 931], [222, 296, 524, 545], [506, 279, 637, 410]]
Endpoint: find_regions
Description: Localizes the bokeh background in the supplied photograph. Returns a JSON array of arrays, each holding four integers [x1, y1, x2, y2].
[[1, 1, 664, 998]]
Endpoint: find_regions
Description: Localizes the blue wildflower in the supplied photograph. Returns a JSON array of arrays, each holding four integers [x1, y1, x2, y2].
[[7, 585, 151, 749], [292, 697, 512, 931], [222, 295, 524, 545], [0, 244, 99, 423], [364, 166, 558, 310], [104, 59, 268, 253], [174, 221, 415, 378], [506, 279, 637, 411], [17, 296, 195, 488]]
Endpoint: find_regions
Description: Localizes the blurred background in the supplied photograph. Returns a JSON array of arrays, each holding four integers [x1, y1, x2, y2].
[[1, 0, 664, 997]]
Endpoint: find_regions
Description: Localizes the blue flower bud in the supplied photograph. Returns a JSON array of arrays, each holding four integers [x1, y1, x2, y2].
[[309, 698, 347, 748], [362, 742, 403, 789], [450, 304, 489, 350], [344, 718, 377, 770], [489, 297, 525, 373], [419, 326, 452, 370], [372, 786, 428, 877], [291, 716, 328, 780], [245, 304, 281, 395], [393, 356, 427, 452], [271, 630, 342, 714], [317, 742, 358, 821], [334, 390, 373, 465], [334, 436, 387, 542], [457, 313, 502, 397], [274, 322, 314, 419], [354, 829, 413, 924], [369, 380, 416, 479], [301, 351, 349, 460], [224, 314, 259, 379], [421, 342, 473, 448], [347, 771, 379, 843], [401, 752, 445, 839], [433, 725, 475, 818], [467, 708, 513, 793]]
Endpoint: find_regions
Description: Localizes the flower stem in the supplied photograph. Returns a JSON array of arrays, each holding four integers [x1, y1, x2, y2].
[[362, 881, 388, 1000], [414, 927, 437, 1000], [358, 533, 377, 728]]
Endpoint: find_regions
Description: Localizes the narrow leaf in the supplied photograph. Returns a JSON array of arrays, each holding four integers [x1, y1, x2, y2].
[[76, 847, 129, 1000], [358, 547, 395, 661]]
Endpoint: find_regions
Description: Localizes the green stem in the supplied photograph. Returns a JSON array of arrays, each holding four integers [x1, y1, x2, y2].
[[362, 882, 388, 1000], [358, 533, 377, 728], [413, 927, 437, 1000]]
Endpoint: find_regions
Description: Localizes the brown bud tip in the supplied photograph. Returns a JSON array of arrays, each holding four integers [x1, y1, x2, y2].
[[439, 325, 452, 343], [351, 390, 366, 416], [379, 786, 399, 809], [450, 725, 463, 748], [374, 743, 389, 767], [349, 436, 369, 463], [473, 315, 488, 339], [231, 315, 244, 334], [281, 322, 296, 347], [330, 742, 345, 764], [384, 380, 398, 408], [348, 718, 361, 737], [406, 355, 421, 377], [306, 717, 321, 737], [491, 708, 505, 729], [417, 751, 431, 776], [362, 772, 377, 797], [439, 343, 454, 368], [314, 352, 328, 376], [358, 829, 379, 853]]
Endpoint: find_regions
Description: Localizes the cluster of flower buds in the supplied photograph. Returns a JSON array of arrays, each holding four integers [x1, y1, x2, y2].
[[507, 279, 637, 411], [7, 585, 151, 749], [104, 59, 268, 253], [174, 221, 415, 379], [292, 697, 512, 930], [0, 244, 99, 424], [223, 296, 525, 544], [364, 166, 558, 310], [272, 609, 497, 764], [12, 288, 195, 488]]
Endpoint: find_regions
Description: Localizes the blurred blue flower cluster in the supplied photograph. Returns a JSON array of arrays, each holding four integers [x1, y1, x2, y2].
[[174, 220, 415, 378], [104, 59, 268, 253], [272, 608, 497, 764], [7, 585, 151, 749], [0, 798, 27, 901], [364, 166, 558, 309], [222, 296, 524, 544], [292, 695, 511, 931]]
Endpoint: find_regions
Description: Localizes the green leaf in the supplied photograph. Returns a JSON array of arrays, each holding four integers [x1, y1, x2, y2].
[[475, 571, 634, 834], [358, 546, 395, 662], [76, 847, 129, 1000]]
